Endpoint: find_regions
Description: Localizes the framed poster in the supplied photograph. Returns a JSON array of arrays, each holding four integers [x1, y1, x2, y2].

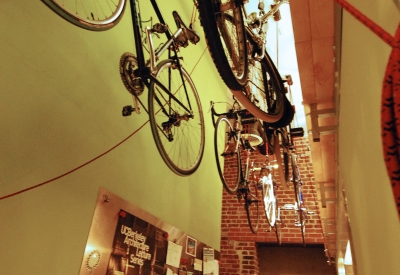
[[186, 236, 197, 257], [78, 188, 219, 275]]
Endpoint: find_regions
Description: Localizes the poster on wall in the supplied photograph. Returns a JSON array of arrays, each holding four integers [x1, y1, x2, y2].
[[203, 248, 218, 275], [78, 187, 219, 275]]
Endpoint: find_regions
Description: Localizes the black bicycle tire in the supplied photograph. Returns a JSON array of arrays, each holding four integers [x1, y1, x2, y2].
[[214, 116, 241, 194], [231, 49, 286, 123], [41, 0, 126, 31], [297, 184, 306, 247], [274, 200, 282, 245], [197, 0, 248, 90], [283, 150, 290, 184], [148, 59, 205, 176], [273, 132, 289, 189], [245, 183, 260, 234], [268, 97, 295, 128], [291, 152, 300, 187]]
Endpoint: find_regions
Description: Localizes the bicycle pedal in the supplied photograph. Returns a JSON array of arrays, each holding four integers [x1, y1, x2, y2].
[[122, 105, 135, 116]]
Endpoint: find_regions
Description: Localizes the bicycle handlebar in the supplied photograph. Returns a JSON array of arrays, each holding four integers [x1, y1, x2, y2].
[[210, 101, 239, 119]]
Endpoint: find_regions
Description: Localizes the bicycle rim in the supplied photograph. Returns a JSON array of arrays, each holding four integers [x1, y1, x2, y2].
[[197, 0, 248, 90], [41, 0, 126, 31], [245, 182, 260, 234], [293, 166, 306, 246], [214, 116, 241, 193], [300, 210, 306, 246], [261, 176, 276, 226], [232, 47, 285, 123], [149, 59, 205, 176]]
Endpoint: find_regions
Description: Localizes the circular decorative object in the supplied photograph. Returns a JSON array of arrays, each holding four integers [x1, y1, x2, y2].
[[86, 250, 101, 272]]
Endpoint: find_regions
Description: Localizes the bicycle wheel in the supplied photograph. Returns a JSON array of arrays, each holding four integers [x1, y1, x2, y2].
[[273, 132, 290, 189], [245, 182, 260, 234], [296, 185, 307, 247], [41, 0, 126, 31], [260, 175, 276, 227], [232, 48, 285, 123], [197, 0, 248, 90], [214, 116, 241, 194], [148, 59, 205, 176], [268, 97, 295, 128], [273, 202, 282, 245], [292, 152, 306, 246]]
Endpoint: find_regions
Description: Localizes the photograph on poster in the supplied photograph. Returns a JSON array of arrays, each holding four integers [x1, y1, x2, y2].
[[186, 236, 197, 257]]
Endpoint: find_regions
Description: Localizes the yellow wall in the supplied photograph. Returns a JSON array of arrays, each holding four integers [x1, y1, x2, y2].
[[0, 1, 227, 274], [339, 1, 400, 274]]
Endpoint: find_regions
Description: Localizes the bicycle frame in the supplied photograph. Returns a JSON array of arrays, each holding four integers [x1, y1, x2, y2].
[[129, 0, 192, 116], [243, 0, 289, 60], [210, 100, 260, 188]]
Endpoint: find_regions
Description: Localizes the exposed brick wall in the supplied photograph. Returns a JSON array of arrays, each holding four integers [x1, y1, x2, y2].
[[219, 137, 324, 275]]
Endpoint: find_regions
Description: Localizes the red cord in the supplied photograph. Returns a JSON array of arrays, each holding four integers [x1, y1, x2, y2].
[[334, 0, 395, 47], [0, 121, 149, 201], [0, 46, 209, 201]]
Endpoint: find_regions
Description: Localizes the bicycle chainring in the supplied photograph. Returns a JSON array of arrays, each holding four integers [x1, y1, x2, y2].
[[119, 52, 144, 96]]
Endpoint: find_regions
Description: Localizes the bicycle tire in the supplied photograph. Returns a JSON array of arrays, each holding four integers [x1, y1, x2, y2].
[[214, 116, 241, 194], [299, 208, 306, 246], [273, 132, 290, 189], [149, 59, 205, 176], [245, 182, 260, 234], [296, 185, 306, 247], [274, 201, 282, 245], [197, 0, 248, 90], [231, 49, 285, 123], [283, 149, 290, 184], [268, 97, 295, 128], [292, 152, 306, 246], [41, 0, 126, 31]]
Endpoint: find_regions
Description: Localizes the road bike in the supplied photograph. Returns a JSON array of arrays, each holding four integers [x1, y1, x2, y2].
[[269, 123, 307, 245], [196, 0, 291, 124], [211, 99, 267, 233], [281, 150, 308, 246], [118, 0, 205, 176]]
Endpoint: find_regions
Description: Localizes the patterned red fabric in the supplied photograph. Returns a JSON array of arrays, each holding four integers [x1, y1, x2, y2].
[[381, 24, 400, 219]]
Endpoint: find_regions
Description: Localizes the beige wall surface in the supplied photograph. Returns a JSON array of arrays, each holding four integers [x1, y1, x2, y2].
[[0, 1, 227, 274], [338, 0, 400, 275]]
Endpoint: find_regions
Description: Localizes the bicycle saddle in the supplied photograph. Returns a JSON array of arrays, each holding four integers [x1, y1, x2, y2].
[[172, 11, 200, 47]]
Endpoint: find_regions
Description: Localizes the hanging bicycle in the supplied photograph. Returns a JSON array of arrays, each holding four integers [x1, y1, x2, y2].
[[196, 0, 292, 124], [118, 0, 205, 176], [211, 99, 268, 233]]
